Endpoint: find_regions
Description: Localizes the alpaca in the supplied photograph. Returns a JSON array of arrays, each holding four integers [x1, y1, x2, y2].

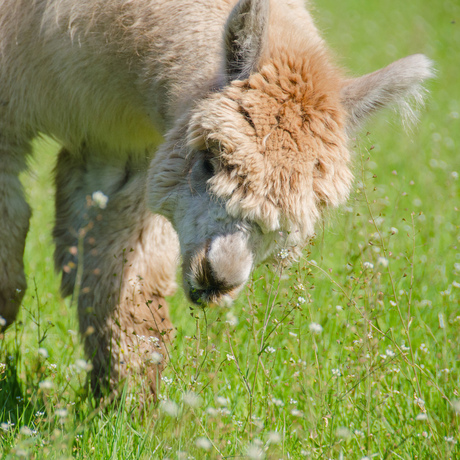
[[0, 0, 433, 398]]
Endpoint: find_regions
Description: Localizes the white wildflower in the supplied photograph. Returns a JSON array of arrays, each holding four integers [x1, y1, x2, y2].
[[195, 437, 212, 450], [452, 281, 460, 288], [1, 422, 13, 432], [37, 348, 48, 358], [297, 296, 306, 305], [161, 376, 173, 385], [226, 353, 235, 361], [414, 397, 425, 407], [246, 443, 265, 460], [289, 331, 297, 337], [416, 413, 428, 421], [363, 262, 374, 270], [385, 349, 395, 358], [75, 359, 93, 372], [419, 299, 432, 308], [56, 408, 68, 418], [160, 400, 179, 417], [267, 431, 281, 444], [309, 322, 323, 334], [332, 368, 341, 377], [19, 426, 33, 436], [272, 398, 284, 407], [291, 409, 303, 417], [420, 343, 429, 354], [336, 427, 351, 439], [451, 400, 460, 414], [390, 227, 399, 235], [149, 352, 163, 365], [444, 436, 457, 444], [438, 313, 445, 329], [91, 191, 109, 209], [377, 257, 389, 267], [265, 346, 275, 354], [148, 336, 161, 347], [336, 305, 343, 312], [216, 396, 228, 407], [39, 380, 54, 390], [182, 391, 201, 408], [389, 300, 397, 307], [225, 311, 238, 326], [278, 248, 289, 259], [0, 316, 6, 327]]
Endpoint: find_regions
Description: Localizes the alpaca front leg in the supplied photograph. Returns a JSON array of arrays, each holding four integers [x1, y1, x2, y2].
[[53, 151, 179, 399], [80, 276, 174, 400], [79, 209, 178, 401]]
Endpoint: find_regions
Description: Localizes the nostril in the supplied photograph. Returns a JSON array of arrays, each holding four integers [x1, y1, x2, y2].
[[187, 279, 235, 306]]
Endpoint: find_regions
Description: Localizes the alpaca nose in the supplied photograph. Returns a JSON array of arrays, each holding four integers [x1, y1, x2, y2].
[[186, 233, 253, 305]]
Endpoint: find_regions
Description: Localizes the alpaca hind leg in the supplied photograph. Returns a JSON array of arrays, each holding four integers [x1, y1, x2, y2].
[[53, 148, 88, 297], [0, 138, 32, 329], [53, 151, 179, 400]]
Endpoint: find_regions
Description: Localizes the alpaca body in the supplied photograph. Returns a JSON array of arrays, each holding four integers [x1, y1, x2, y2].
[[0, 0, 433, 397]]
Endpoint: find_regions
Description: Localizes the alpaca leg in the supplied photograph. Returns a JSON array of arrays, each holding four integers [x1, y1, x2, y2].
[[53, 151, 179, 399], [0, 137, 32, 329], [53, 148, 88, 297]]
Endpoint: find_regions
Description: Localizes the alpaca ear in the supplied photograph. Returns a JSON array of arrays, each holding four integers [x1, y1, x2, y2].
[[224, 0, 269, 83], [340, 54, 434, 132]]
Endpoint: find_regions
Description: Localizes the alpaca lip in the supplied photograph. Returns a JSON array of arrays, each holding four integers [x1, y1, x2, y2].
[[189, 285, 205, 305]]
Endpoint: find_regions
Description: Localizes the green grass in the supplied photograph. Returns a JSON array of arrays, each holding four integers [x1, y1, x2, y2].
[[1, 0, 459, 458]]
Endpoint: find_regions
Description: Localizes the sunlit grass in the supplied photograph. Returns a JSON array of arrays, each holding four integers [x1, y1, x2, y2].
[[1, 0, 459, 458]]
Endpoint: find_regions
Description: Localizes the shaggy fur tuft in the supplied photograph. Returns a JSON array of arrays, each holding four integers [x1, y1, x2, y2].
[[188, 48, 353, 240]]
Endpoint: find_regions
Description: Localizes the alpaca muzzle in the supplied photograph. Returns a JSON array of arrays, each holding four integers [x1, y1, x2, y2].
[[184, 233, 253, 306]]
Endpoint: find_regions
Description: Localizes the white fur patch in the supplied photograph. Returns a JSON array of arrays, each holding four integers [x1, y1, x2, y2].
[[207, 233, 253, 287]]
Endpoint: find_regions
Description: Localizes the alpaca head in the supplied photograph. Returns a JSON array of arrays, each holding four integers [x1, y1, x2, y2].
[[147, 0, 433, 306]]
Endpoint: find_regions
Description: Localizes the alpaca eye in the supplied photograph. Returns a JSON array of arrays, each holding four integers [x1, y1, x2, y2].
[[202, 158, 215, 176]]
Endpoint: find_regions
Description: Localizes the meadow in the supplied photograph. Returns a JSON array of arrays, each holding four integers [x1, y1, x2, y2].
[[1, 0, 459, 458]]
